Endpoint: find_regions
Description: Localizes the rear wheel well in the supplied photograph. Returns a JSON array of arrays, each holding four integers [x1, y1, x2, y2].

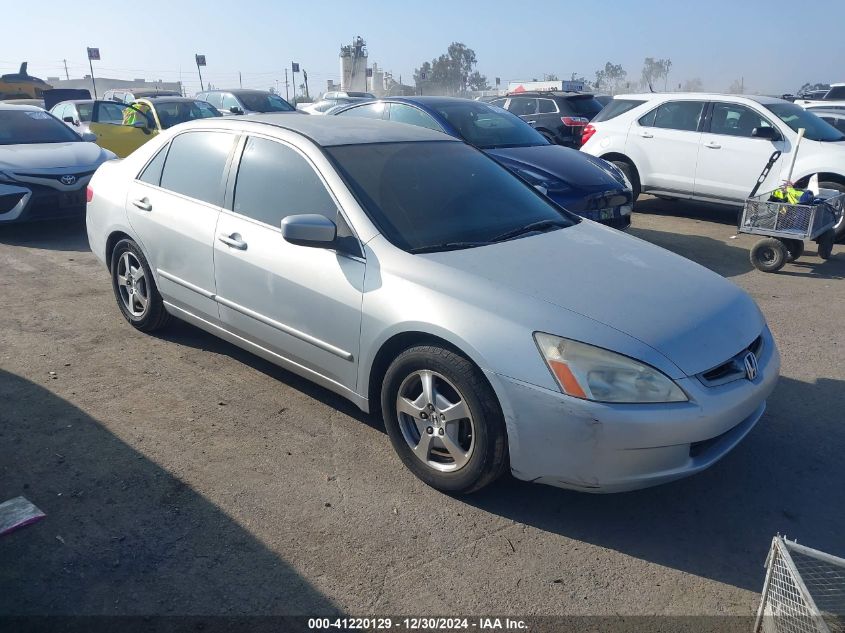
[[105, 231, 133, 272], [367, 332, 477, 413]]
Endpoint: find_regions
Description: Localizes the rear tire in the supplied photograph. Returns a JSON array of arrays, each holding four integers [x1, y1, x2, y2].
[[817, 230, 835, 260], [612, 160, 640, 202], [111, 239, 171, 332], [749, 238, 788, 273], [381, 345, 508, 494]]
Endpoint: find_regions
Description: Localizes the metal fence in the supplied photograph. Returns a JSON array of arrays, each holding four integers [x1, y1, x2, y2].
[[755, 536, 845, 633]]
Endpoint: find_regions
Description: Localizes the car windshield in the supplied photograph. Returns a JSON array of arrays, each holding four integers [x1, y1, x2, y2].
[[153, 100, 220, 129], [237, 93, 294, 112], [765, 103, 845, 142], [432, 102, 548, 149], [0, 109, 81, 145], [326, 141, 575, 252]]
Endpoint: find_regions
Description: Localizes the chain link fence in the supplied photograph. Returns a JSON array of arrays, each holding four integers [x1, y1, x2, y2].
[[755, 536, 845, 633]]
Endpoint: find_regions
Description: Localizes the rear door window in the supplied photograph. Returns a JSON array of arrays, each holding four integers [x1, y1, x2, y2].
[[388, 104, 443, 131], [159, 131, 234, 205], [642, 101, 706, 131], [507, 98, 538, 116], [336, 102, 387, 119], [138, 143, 169, 186]]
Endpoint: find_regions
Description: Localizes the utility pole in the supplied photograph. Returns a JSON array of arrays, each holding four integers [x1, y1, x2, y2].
[[239, 71, 242, 89], [284, 68, 290, 102], [63, 59, 69, 80]]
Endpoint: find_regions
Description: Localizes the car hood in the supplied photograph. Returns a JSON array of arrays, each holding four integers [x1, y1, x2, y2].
[[424, 222, 763, 376], [0, 142, 107, 170], [485, 145, 623, 189]]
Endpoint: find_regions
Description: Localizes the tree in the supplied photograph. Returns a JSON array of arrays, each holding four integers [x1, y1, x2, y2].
[[467, 71, 490, 91], [413, 42, 486, 95], [640, 57, 672, 91], [595, 62, 627, 94], [683, 77, 703, 92]]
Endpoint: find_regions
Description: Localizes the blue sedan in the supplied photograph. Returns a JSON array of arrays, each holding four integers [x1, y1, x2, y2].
[[331, 96, 633, 229]]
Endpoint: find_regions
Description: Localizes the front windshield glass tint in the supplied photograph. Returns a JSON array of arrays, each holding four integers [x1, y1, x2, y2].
[[238, 93, 294, 112], [326, 141, 574, 252], [433, 102, 547, 149], [765, 103, 845, 142], [154, 100, 220, 129], [0, 110, 81, 145]]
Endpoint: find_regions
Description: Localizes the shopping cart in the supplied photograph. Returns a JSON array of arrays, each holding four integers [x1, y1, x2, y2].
[[740, 189, 843, 273], [754, 536, 845, 633]]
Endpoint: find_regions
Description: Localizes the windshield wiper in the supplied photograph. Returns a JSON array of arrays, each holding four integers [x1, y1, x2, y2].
[[408, 241, 491, 254], [489, 219, 568, 243]]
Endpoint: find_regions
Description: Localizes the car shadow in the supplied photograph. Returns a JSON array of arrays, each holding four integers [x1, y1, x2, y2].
[[464, 374, 845, 592], [635, 196, 741, 226], [0, 218, 90, 253], [155, 319, 384, 435], [0, 368, 341, 618]]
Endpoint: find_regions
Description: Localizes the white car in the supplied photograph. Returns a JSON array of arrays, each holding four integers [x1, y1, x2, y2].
[[580, 93, 845, 238], [794, 83, 845, 107]]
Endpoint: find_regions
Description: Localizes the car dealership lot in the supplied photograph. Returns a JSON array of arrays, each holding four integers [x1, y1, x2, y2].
[[1, 200, 843, 618]]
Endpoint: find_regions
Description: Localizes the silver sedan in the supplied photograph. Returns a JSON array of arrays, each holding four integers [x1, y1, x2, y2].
[[86, 116, 780, 494]]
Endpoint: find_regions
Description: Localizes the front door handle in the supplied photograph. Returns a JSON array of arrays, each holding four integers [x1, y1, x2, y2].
[[218, 233, 247, 250], [131, 197, 152, 211], [705, 141, 722, 149], [526, 120, 537, 125], [639, 131, 654, 138]]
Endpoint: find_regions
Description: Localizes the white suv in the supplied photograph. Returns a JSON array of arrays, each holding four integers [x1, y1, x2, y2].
[[580, 93, 845, 237]]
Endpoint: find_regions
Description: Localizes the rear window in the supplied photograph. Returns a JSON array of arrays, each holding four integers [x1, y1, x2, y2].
[[593, 99, 646, 122], [826, 86, 845, 100], [560, 96, 604, 118], [159, 131, 234, 204]]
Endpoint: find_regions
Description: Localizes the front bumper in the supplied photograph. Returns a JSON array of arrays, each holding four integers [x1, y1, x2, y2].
[[489, 327, 780, 493], [0, 176, 92, 224]]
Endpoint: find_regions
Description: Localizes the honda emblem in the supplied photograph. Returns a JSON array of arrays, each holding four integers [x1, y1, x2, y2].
[[743, 352, 758, 381]]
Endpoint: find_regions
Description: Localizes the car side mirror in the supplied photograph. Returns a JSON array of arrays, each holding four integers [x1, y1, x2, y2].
[[229, 106, 244, 115], [281, 214, 337, 248], [752, 127, 778, 140], [81, 131, 97, 142], [62, 116, 75, 124]]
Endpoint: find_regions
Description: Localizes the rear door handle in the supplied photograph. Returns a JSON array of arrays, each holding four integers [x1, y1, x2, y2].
[[526, 120, 537, 125], [218, 233, 247, 250], [131, 197, 152, 211], [705, 141, 722, 149], [639, 131, 654, 138]]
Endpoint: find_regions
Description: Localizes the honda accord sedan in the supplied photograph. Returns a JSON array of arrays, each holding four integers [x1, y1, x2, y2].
[[87, 116, 780, 494]]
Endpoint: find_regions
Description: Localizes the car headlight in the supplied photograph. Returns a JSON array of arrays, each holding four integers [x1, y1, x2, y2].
[[534, 333, 688, 403]]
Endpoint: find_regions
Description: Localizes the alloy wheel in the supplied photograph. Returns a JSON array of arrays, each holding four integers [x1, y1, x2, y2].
[[395, 370, 475, 472], [116, 251, 149, 318]]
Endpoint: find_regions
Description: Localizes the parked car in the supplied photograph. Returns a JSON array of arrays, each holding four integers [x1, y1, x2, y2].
[[0, 98, 44, 108], [580, 93, 845, 238], [332, 96, 633, 229], [323, 91, 375, 99], [103, 88, 181, 104], [195, 89, 297, 115], [794, 83, 845, 107], [0, 104, 114, 223], [299, 96, 370, 115], [51, 100, 157, 157], [488, 91, 604, 146], [810, 109, 845, 135], [51, 97, 219, 157], [87, 115, 780, 494]]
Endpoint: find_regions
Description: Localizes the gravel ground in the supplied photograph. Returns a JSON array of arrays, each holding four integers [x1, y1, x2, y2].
[[1, 197, 843, 619]]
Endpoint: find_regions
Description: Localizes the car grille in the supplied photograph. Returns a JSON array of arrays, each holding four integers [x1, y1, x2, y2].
[[698, 335, 764, 387], [24, 184, 87, 219], [12, 169, 97, 182]]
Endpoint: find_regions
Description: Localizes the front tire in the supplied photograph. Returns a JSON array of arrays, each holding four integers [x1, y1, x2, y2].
[[750, 238, 788, 273], [110, 239, 170, 332], [381, 345, 508, 494]]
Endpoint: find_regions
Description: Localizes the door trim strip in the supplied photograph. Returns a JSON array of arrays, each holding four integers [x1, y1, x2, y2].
[[157, 268, 353, 361]]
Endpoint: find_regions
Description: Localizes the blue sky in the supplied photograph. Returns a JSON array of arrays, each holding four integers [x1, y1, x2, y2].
[[3, 0, 842, 95]]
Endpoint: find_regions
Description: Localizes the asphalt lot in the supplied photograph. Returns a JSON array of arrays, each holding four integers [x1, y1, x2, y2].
[[1, 197, 843, 619]]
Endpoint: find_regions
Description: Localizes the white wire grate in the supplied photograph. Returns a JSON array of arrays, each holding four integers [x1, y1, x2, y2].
[[755, 536, 845, 633]]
